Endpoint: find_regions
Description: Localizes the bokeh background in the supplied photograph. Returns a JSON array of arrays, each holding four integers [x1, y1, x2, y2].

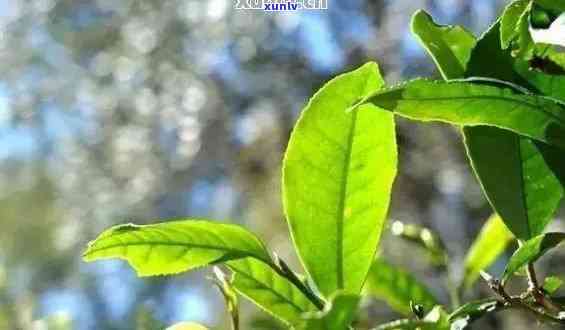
[[1, 0, 564, 329]]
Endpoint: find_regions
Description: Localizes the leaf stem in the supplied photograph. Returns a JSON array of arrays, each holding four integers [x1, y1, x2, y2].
[[211, 267, 240, 330], [272, 255, 326, 310]]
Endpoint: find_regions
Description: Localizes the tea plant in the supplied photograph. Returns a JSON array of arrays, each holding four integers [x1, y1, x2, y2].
[[84, 1, 565, 329]]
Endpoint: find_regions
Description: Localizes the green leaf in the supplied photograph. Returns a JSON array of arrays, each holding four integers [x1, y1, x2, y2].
[[463, 214, 514, 288], [515, 2, 536, 59], [514, 60, 565, 188], [406, 16, 565, 240], [502, 232, 565, 283], [411, 10, 476, 79], [500, 0, 531, 49], [83, 220, 271, 276], [448, 299, 501, 330], [228, 258, 318, 327], [464, 127, 565, 240], [467, 22, 520, 81], [364, 258, 438, 316], [410, 13, 563, 240], [543, 276, 563, 294], [363, 78, 565, 149], [365, 26, 565, 240], [302, 293, 360, 330], [463, 23, 565, 241], [515, 59, 565, 100], [283, 62, 397, 296]]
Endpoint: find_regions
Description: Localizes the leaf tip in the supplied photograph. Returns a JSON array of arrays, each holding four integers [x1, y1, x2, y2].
[[359, 60, 379, 72], [109, 222, 142, 233], [411, 9, 430, 27]]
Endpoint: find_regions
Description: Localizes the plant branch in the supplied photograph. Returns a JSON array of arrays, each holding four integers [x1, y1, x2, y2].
[[478, 271, 565, 325], [526, 262, 540, 290], [524, 263, 563, 313], [512, 298, 565, 324]]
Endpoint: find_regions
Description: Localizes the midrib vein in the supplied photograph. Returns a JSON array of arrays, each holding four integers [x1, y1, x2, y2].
[[516, 137, 532, 239], [85, 241, 266, 262], [378, 94, 565, 126], [336, 110, 358, 289]]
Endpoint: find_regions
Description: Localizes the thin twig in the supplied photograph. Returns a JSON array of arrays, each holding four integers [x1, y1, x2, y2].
[[525, 263, 562, 313], [479, 271, 565, 325], [526, 263, 540, 291]]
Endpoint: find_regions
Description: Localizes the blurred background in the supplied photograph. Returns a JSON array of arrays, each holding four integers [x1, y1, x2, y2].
[[1, 0, 564, 329]]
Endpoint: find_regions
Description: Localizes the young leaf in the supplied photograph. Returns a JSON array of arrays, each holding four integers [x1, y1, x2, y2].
[[283, 62, 397, 296], [508, 1, 536, 58], [211, 267, 239, 330], [362, 79, 565, 149], [500, 0, 531, 49], [411, 10, 476, 79], [502, 232, 565, 283], [463, 214, 514, 288], [302, 293, 360, 330], [364, 258, 437, 316], [463, 23, 565, 241], [83, 220, 272, 276], [543, 276, 563, 294], [227, 258, 318, 327]]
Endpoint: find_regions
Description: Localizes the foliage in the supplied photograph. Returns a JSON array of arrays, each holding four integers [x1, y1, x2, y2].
[[502, 233, 565, 283], [283, 62, 397, 297], [364, 258, 438, 316], [84, 1, 565, 329], [463, 214, 513, 289]]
